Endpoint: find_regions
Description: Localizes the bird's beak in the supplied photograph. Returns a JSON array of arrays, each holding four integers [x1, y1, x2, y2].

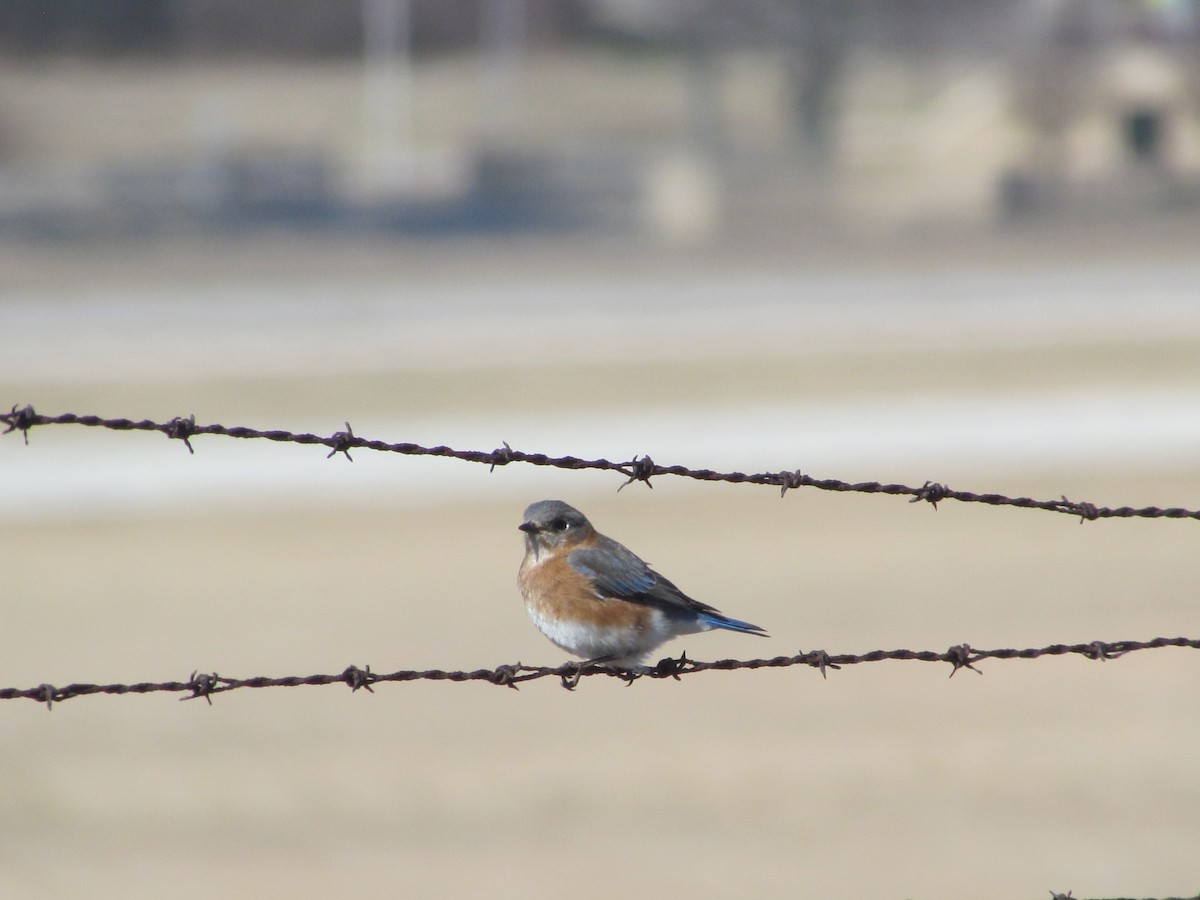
[[518, 522, 538, 534]]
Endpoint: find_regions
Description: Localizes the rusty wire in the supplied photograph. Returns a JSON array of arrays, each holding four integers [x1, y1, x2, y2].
[[4, 405, 1199, 521], [3, 638, 1198, 707], [3, 405, 1198, 706]]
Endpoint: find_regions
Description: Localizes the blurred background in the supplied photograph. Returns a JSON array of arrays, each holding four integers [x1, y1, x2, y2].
[[2, 2, 1200, 898]]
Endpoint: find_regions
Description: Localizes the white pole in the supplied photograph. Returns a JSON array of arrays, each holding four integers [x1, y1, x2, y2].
[[480, 0, 525, 139], [363, 0, 413, 188]]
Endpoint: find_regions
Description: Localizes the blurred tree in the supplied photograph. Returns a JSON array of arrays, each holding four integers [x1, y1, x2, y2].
[[0, 0, 173, 55], [0, 0, 584, 57], [779, 0, 851, 171]]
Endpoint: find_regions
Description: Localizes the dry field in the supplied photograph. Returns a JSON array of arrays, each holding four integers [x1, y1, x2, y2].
[[3, 223, 1200, 900]]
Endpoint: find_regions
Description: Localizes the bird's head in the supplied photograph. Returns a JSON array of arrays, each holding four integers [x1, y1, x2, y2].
[[518, 500, 594, 556]]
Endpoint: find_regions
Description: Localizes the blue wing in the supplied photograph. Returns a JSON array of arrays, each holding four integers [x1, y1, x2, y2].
[[568, 536, 767, 636]]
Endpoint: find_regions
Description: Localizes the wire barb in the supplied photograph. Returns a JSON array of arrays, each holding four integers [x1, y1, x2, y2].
[[1060, 495, 1101, 524], [183, 671, 220, 705], [946, 643, 983, 677], [489, 441, 515, 472], [651, 650, 690, 681], [778, 468, 806, 498], [487, 663, 523, 690], [804, 649, 839, 679], [326, 422, 356, 461], [164, 414, 197, 454], [342, 664, 375, 693], [37, 683, 56, 710], [911, 480, 951, 509], [2, 403, 37, 445], [616, 454, 656, 491]]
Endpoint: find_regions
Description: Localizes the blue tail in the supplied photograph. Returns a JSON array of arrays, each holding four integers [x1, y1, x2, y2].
[[701, 613, 768, 636]]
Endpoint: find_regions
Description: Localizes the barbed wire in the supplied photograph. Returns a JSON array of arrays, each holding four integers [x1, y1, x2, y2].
[[4, 408, 1196, 701], [7, 407, 1196, 900], [4, 405, 1199, 521], [3, 637, 1197, 707]]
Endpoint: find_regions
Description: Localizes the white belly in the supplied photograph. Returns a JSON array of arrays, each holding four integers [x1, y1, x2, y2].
[[526, 605, 676, 667]]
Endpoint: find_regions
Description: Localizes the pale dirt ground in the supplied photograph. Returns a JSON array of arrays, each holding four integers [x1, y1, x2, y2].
[[2, 229, 1200, 900], [1, 472, 1199, 900], [3, 51, 1200, 900]]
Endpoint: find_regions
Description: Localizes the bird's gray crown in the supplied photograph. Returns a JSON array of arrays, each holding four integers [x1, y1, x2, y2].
[[521, 499, 590, 531]]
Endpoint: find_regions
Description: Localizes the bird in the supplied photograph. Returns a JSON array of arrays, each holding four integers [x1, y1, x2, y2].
[[517, 499, 767, 668]]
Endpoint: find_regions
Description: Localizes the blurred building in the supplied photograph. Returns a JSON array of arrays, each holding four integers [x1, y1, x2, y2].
[[1003, 0, 1200, 219], [0, 0, 1197, 240]]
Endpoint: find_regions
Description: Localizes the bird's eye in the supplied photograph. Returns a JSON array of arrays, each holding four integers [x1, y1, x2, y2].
[[550, 518, 569, 532]]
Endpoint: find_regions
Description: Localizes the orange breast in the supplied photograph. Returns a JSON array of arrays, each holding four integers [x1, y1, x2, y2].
[[519, 552, 649, 631]]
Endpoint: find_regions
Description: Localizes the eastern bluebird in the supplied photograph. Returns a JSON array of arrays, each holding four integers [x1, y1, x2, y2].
[[517, 500, 767, 668]]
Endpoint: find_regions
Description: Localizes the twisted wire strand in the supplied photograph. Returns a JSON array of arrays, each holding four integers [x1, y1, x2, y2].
[[4, 405, 1198, 521], [4, 638, 1198, 706]]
